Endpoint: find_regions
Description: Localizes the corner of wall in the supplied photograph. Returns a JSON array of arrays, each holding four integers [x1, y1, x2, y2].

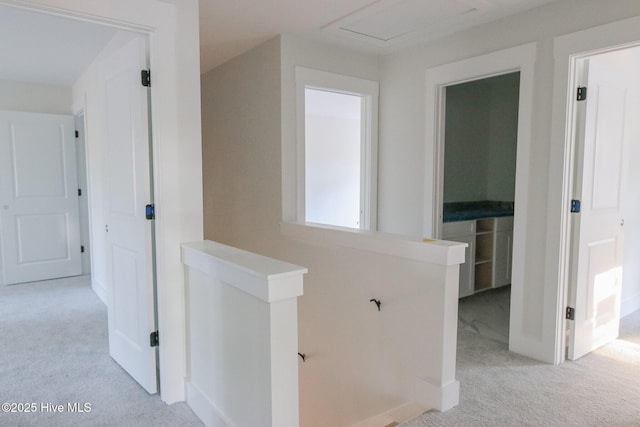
[[415, 376, 460, 412]]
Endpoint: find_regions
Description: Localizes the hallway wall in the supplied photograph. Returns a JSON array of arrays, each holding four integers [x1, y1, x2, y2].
[[201, 36, 461, 426]]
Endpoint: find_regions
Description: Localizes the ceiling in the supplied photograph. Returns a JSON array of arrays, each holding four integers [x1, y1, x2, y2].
[[0, 0, 558, 86], [198, 0, 559, 73], [0, 5, 115, 86]]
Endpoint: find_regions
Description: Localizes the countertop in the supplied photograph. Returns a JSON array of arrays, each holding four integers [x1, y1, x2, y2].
[[443, 201, 514, 222]]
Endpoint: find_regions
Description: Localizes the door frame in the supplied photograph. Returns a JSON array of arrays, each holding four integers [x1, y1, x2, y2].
[[551, 16, 640, 364], [425, 42, 537, 357], [74, 111, 92, 277], [0, 0, 204, 404]]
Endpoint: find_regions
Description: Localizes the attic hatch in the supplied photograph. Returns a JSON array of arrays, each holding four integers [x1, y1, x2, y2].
[[322, 0, 495, 47]]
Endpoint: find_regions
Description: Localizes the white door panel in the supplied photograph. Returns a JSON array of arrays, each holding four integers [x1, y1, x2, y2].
[[102, 36, 157, 394], [0, 111, 81, 285], [568, 59, 628, 360]]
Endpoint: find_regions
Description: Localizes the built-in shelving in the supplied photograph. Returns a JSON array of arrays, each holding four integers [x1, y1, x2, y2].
[[442, 216, 513, 298]]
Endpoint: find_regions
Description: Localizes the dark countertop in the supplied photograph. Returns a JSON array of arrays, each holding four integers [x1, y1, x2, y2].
[[443, 201, 514, 222]]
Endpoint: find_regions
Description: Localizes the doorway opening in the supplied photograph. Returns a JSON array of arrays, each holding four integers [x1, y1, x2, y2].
[[0, 2, 160, 395], [440, 72, 519, 346], [425, 43, 536, 358]]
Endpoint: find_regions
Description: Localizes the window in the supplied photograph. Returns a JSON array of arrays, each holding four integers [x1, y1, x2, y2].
[[295, 67, 378, 230]]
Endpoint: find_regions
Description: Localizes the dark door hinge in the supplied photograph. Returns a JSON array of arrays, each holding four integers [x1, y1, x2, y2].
[[75, 130, 79, 138], [577, 86, 587, 101], [571, 199, 581, 213], [145, 204, 155, 220], [78, 188, 82, 197], [81, 245, 85, 253], [566, 306, 575, 320], [150, 331, 159, 347], [141, 69, 151, 87]]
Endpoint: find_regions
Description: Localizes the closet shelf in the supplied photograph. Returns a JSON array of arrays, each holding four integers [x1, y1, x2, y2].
[[443, 215, 514, 298]]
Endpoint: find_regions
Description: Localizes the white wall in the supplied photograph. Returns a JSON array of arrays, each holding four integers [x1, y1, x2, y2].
[[183, 241, 306, 427], [377, 0, 640, 362], [10, 0, 204, 404], [378, 0, 640, 236]]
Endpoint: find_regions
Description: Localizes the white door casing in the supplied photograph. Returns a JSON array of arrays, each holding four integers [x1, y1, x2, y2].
[[568, 58, 629, 360], [0, 111, 82, 285], [425, 43, 540, 359], [102, 36, 158, 393]]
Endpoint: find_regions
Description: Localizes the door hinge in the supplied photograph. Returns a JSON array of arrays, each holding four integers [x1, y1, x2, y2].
[[75, 130, 79, 138], [566, 306, 575, 320], [78, 188, 82, 196], [577, 86, 587, 101], [81, 245, 85, 253], [141, 69, 151, 87], [570, 199, 581, 213], [150, 331, 159, 347], [145, 204, 155, 220]]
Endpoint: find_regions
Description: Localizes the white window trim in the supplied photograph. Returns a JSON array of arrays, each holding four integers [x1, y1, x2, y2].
[[294, 67, 379, 230]]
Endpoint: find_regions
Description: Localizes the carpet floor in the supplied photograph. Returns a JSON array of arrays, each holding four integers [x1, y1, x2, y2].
[[0, 275, 204, 427], [4, 277, 638, 427], [402, 287, 640, 427]]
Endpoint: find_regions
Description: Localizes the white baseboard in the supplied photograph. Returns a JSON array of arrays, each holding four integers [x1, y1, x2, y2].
[[348, 401, 427, 427], [621, 293, 640, 318], [91, 277, 108, 306], [415, 376, 460, 412], [186, 381, 233, 427]]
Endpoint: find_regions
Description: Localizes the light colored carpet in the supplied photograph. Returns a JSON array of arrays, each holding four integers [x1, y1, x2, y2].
[[6, 277, 637, 427], [402, 288, 640, 427], [0, 275, 204, 427]]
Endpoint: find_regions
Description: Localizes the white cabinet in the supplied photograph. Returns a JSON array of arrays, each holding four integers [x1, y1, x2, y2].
[[442, 220, 475, 298], [443, 216, 513, 298]]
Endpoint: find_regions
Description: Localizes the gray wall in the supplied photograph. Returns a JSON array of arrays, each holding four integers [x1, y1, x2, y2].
[[443, 73, 519, 203]]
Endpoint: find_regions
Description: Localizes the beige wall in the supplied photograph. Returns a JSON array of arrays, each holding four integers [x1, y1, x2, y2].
[[201, 0, 640, 423], [202, 37, 459, 426], [0, 80, 71, 114], [202, 37, 282, 251]]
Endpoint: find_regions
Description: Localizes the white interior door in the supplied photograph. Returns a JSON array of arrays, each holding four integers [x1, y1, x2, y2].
[[0, 111, 81, 285], [102, 36, 157, 393], [568, 58, 630, 360]]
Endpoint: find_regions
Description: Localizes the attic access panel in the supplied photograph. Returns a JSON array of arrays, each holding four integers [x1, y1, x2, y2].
[[344, 0, 477, 42], [323, 0, 559, 48], [324, 0, 486, 45]]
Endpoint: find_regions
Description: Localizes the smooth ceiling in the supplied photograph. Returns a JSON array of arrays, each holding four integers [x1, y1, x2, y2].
[[0, 0, 560, 85], [0, 5, 116, 86]]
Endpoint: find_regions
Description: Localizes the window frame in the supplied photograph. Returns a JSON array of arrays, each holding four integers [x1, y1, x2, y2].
[[295, 67, 379, 230]]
